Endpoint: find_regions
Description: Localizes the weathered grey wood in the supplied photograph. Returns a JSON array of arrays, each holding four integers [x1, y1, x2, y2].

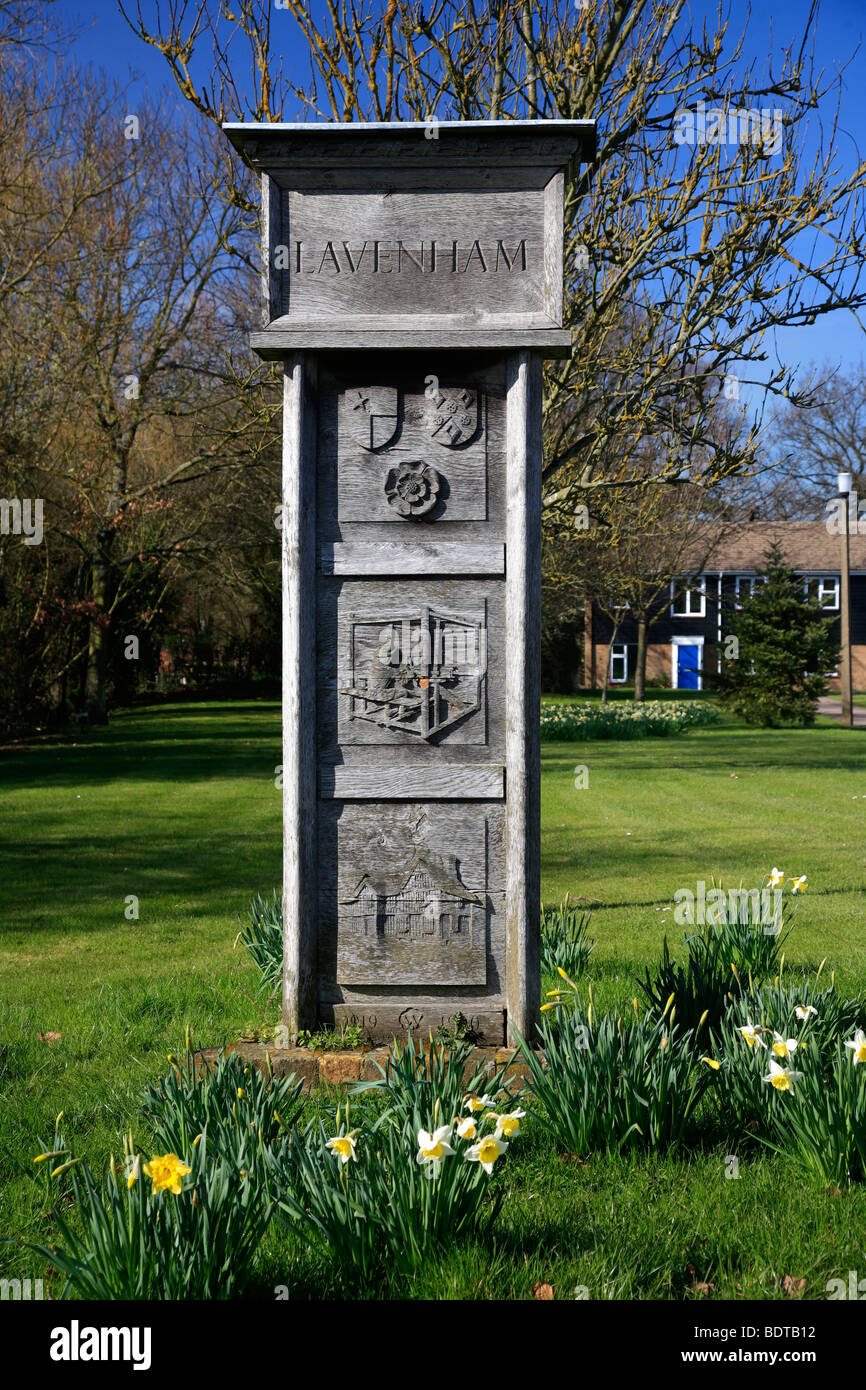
[[319, 542, 505, 575], [504, 351, 542, 1041], [282, 354, 318, 1036], [320, 763, 504, 799], [251, 327, 572, 357], [261, 173, 283, 325], [332, 582, 491, 748], [322, 1002, 506, 1046], [316, 357, 508, 545], [223, 119, 589, 1045], [285, 189, 545, 322], [337, 935, 487, 986], [543, 171, 564, 325]]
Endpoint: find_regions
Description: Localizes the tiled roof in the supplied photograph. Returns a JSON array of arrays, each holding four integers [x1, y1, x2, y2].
[[682, 521, 866, 573]]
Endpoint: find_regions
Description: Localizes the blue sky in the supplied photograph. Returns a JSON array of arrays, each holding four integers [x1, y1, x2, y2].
[[51, 0, 866, 394]]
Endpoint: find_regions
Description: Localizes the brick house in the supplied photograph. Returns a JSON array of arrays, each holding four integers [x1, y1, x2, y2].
[[583, 521, 866, 691]]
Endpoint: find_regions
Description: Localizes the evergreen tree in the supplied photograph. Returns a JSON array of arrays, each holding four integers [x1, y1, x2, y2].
[[717, 544, 840, 727]]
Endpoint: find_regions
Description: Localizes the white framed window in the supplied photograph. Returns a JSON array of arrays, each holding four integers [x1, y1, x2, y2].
[[817, 576, 840, 610], [609, 643, 628, 683], [671, 578, 706, 617], [734, 574, 768, 609]]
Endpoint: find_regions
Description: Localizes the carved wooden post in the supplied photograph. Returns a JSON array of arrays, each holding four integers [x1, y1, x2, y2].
[[225, 120, 595, 1045]]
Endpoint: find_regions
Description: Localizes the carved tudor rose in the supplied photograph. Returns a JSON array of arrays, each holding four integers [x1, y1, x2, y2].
[[425, 386, 479, 447], [383, 460, 441, 517]]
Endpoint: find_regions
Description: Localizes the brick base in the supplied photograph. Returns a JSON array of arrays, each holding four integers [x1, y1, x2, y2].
[[194, 1041, 534, 1093]]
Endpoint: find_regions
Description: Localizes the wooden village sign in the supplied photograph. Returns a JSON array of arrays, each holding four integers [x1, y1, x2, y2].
[[224, 119, 596, 1044]]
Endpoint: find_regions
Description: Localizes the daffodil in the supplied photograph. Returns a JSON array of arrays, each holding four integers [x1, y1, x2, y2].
[[143, 1153, 192, 1195], [701, 1056, 721, 1070], [790, 875, 807, 894], [127, 1155, 141, 1189], [763, 1060, 803, 1092], [738, 1023, 766, 1049], [768, 867, 784, 888], [416, 1125, 455, 1176], [845, 1029, 866, 1064], [794, 1004, 817, 1021], [326, 1134, 358, 1165], [455, 1117, 477, 1140], [771, 1031, 799, 1059], [466, 1135, 508, 1174], [464, 1093, 496, 1113], [493, 1109, 525, 1139]]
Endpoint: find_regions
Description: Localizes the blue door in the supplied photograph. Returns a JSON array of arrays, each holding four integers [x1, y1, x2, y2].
[[676, 643, 701, 689]]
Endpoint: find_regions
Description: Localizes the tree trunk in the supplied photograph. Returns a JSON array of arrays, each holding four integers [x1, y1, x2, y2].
[[601, 614, 622, 706], [634, 613, 648, 702], [84, 547, 113, 723]]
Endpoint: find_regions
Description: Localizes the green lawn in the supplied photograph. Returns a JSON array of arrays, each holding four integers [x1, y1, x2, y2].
[[2, 699, 866, 1299]]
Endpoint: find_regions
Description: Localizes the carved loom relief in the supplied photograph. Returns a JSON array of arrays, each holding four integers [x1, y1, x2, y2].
[[340, 606, 485, 741]]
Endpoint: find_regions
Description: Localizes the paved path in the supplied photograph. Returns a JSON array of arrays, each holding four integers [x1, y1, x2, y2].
[[816, 697, 866, 726]]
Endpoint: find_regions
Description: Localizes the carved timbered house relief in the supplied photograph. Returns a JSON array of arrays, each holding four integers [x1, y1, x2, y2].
[[333, 812, 490, 986]]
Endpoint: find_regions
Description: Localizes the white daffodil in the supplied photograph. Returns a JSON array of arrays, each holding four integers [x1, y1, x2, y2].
[[493, 1109, 526, 1140], [845, 1029, 866, 1064], [768, 867, 785, 888], [326, 1134, 358, 1165], [771, 1031, 799, 1059], [464, 1093, 496, 1114], [794, 1005, 818, 1021], [790, 875, 807, 894], [763, 1059, 803, 1092], [466, 1134, 508, 1174], [455, 1116, 478, 1140], [416, 1125, 455, 1176], [738, 1022, 766, 1049]]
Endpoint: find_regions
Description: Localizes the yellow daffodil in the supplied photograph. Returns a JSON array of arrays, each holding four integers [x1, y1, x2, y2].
[[50, 1158, 81, 1179], [768, 867, 784, 888], [794, 1004, 817, 1021], [738, 1022, 766, 1049], [790, 875, 807, 894], [466, 1135, 508, 1174], [493, 1109, 525, 1140], [326, 1134, 358, 1165], [845, 1029, 866, 1064], [33, 1150, 67, 1164], [771, 1032, 799, 1059], [143, 1153, 191, 1195], [456, 1117, 477, 1140], [464, 1093, 496, 1113], [237, 1087, 245, 1099], [701, 1056, 721, 1070], [416, 1125, 455, 1177], [763, 1060, 803, 1092]]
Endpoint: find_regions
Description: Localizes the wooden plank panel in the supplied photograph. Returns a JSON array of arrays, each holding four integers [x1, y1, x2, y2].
[[319, 763, 504, 799], [319, 541, 505, 576], [282, 354, 318, 1035], [322, 1002, 506, 1046], [504, 351, 542, 1040]]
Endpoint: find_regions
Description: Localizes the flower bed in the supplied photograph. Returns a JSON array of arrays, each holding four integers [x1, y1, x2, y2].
[[540, 699, 720, 741]]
